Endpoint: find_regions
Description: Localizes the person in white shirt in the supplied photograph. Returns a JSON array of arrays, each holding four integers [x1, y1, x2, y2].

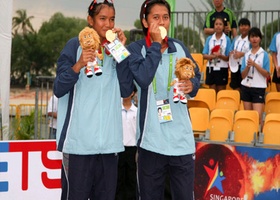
[[229, 18, 251, 91], [202, 16, 231, 93], [269, 32, 280, 92], [47, 95, 58, 139], [116, 87, 138, 200], [241, 27, 270, 127]]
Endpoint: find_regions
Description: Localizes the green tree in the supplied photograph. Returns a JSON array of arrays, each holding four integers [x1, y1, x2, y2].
[[37, 12, 87, 74], [11, 31, 56, 86], [126, 19, 144, 44], [262, 19, 279, 50], [11, 110, 36, 140], [11, 12, 87, 86], [175, 25, 203, 53], [12, 9, 35, 35], [11, 32, 41, 85], [134, 19, 142, 29], [124, 30, 131, 44], [10, 110, 45, 140]]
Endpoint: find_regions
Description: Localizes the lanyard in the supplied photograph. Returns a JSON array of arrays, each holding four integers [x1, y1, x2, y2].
[[152, 54, 173, 94], [248, 53, 259, 76], [99, 47, 105, 67], [235, 40, 246, 52], [213, 39, 223, 48], [98, 40, 113, 67]]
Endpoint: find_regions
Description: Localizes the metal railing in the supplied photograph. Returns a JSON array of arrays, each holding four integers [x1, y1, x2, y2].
[[130, 10, 280, 53], [34, 76, 54, 139], [5, 76, 55, 140]]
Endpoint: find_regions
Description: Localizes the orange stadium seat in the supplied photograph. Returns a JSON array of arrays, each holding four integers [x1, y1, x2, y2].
[[262, 113, 280, 145], [188, 99, 209, 110], [264, 92, 280, 115], [193, 88, 216, 111], [201, 59, 209, 88], [191, 53, 205, 84], [215, 90, 240, 112], [232, 110, 259, 144], [208, 109, 234, 142], [189, 107, 210, 137], [191, 53, 203, 70]]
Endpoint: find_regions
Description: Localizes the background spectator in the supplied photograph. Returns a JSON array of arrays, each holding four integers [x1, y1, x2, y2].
[[203, 16, 231, 93], [204, 0, 237, 39], [269, 32, 280, 92], [229, 18, 251, 91], [47, 95, 58, 139], [240, 27, 270, 128], [116, 87, 138, 200]]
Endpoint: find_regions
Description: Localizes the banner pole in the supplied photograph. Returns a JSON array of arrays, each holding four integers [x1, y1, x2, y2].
[[166, 0, 176, 38]]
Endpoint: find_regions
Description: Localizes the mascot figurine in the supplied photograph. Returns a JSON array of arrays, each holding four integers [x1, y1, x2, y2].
[[79, 27, 103, 77], [170, 57, 196, 104]]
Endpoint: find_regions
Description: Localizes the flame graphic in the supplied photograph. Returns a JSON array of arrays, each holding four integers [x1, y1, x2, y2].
[[240, 152, 280, 199], [196, 142, 280, 199]]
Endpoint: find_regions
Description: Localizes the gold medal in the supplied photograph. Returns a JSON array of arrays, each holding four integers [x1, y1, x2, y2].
[[105, 30, 117, 43], [159, 26, 167, 39]]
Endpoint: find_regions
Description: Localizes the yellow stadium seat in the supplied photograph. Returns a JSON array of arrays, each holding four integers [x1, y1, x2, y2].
[[193, 88, 216, 111], [208, 109, 234, 142], [189, 107, 210, 137], [188, 99, 209, 110], [201, 59, 208, 87], [215, 90, 240, 112], [232, 110, 259, 144], [191, 53, 203, 70], [264, 92, 280, 115], [262, 113, 280, 145], [191, 53, 205, 84]]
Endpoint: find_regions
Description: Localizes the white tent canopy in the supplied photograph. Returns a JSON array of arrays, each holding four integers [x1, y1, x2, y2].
[[0, 0, 13, 140]]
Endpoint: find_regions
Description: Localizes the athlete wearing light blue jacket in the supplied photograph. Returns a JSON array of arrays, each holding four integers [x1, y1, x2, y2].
[[54, 37, 124, 155], [117, 38, 201, 156], [55, 2, 127, 199], [117, 1, 200, 199]]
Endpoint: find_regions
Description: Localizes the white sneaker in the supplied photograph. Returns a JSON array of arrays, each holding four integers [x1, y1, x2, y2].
[[173, 95, 179, 103], [94, 68, 102, 76], [180, 95, 187, 104]]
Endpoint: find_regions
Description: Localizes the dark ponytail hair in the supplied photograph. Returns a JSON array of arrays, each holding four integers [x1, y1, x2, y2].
[[88, 0, 115, 18], [139, 0, 171, 36]]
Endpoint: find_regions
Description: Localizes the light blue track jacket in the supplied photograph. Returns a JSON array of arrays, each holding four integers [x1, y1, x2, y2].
[[117, 38, 201, 156], [54, 37, 124, 155]]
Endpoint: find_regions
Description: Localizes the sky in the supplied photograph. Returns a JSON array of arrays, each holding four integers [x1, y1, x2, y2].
[[12, 0, 280, 31]]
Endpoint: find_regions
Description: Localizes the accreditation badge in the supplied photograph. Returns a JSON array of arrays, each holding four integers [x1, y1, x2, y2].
[[246, 75, 253, 87], [104, 30, 130, 63], [156, 99, 173, 124]]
